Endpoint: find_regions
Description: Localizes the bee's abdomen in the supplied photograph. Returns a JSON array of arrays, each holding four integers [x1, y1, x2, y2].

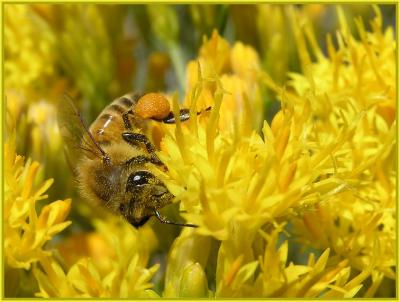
[[90, 93, 144, 144]]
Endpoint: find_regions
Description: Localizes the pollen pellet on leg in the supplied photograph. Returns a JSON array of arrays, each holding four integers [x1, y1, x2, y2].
[[134, 93, 171, 120]]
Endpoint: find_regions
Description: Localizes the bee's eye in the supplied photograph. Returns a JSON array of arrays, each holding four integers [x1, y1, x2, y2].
[[132, 171, 150, 186], [126, 171, 154, 191]]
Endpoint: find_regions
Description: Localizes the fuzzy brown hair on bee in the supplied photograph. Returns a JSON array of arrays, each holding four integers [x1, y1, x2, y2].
[[58, 92, 208, 228]]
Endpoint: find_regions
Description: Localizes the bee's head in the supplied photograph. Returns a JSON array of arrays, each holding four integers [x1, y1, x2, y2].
[[80, 160, 122, 207], [122, 170, 174, 227]]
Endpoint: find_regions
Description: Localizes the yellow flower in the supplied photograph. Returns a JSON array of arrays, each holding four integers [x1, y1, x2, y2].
[[27, 100, 62, 161], [160, 76, 356, 239], [4, 4, 56, 91], [34, 217, 159, 298], [184, 31, 263, 132], [239, 225, 368, 298], [156, 6, 394, 298], [256, 226, 376, 298], [230, 42, 260, 81], [157, 57, 362, 298], [256, 5, 292, 84], [4, 133, 71, 270], [263, 5, 395, 294], [163, 229, 211, 297], [5, 91, 73, 200]]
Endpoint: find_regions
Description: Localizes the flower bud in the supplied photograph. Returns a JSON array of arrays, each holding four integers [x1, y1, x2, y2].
[[179, 262, 209, 298]]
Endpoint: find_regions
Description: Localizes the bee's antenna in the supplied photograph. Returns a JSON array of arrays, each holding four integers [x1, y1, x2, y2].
[[153, 210, 198, 228]]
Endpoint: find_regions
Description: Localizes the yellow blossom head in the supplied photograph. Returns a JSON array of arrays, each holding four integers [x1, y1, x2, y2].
[[4, 133, 71, 270]]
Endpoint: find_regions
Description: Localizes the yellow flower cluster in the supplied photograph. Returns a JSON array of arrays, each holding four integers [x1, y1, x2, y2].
[[4, 4, 56, 92], [263, 6, 395, 296], [252, 227, 367, 298], [184, 30, 264, 132], [34, 218, 159, 298], [4, 134, 71, 270], [155, 23, 392, 296]]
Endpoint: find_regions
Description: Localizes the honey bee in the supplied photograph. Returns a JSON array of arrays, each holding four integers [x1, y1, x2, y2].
[[58, 92, 203, 228]]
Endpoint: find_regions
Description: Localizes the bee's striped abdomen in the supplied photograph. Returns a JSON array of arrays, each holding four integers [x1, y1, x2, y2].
[[90, 93, 145, 145]]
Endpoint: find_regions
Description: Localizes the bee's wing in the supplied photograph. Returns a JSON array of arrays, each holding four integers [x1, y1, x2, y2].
[[57, 94, 108, 171]]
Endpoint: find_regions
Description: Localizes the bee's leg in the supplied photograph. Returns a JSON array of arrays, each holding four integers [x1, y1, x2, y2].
[[122, 132, 156, 153], [161, 109, 190, 124], [126, 155, 163, 166], [156, 107, 211, 124], [122, 132, 166, 168], [122, 109, 134, 130], [153, 210, 198, 228]]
